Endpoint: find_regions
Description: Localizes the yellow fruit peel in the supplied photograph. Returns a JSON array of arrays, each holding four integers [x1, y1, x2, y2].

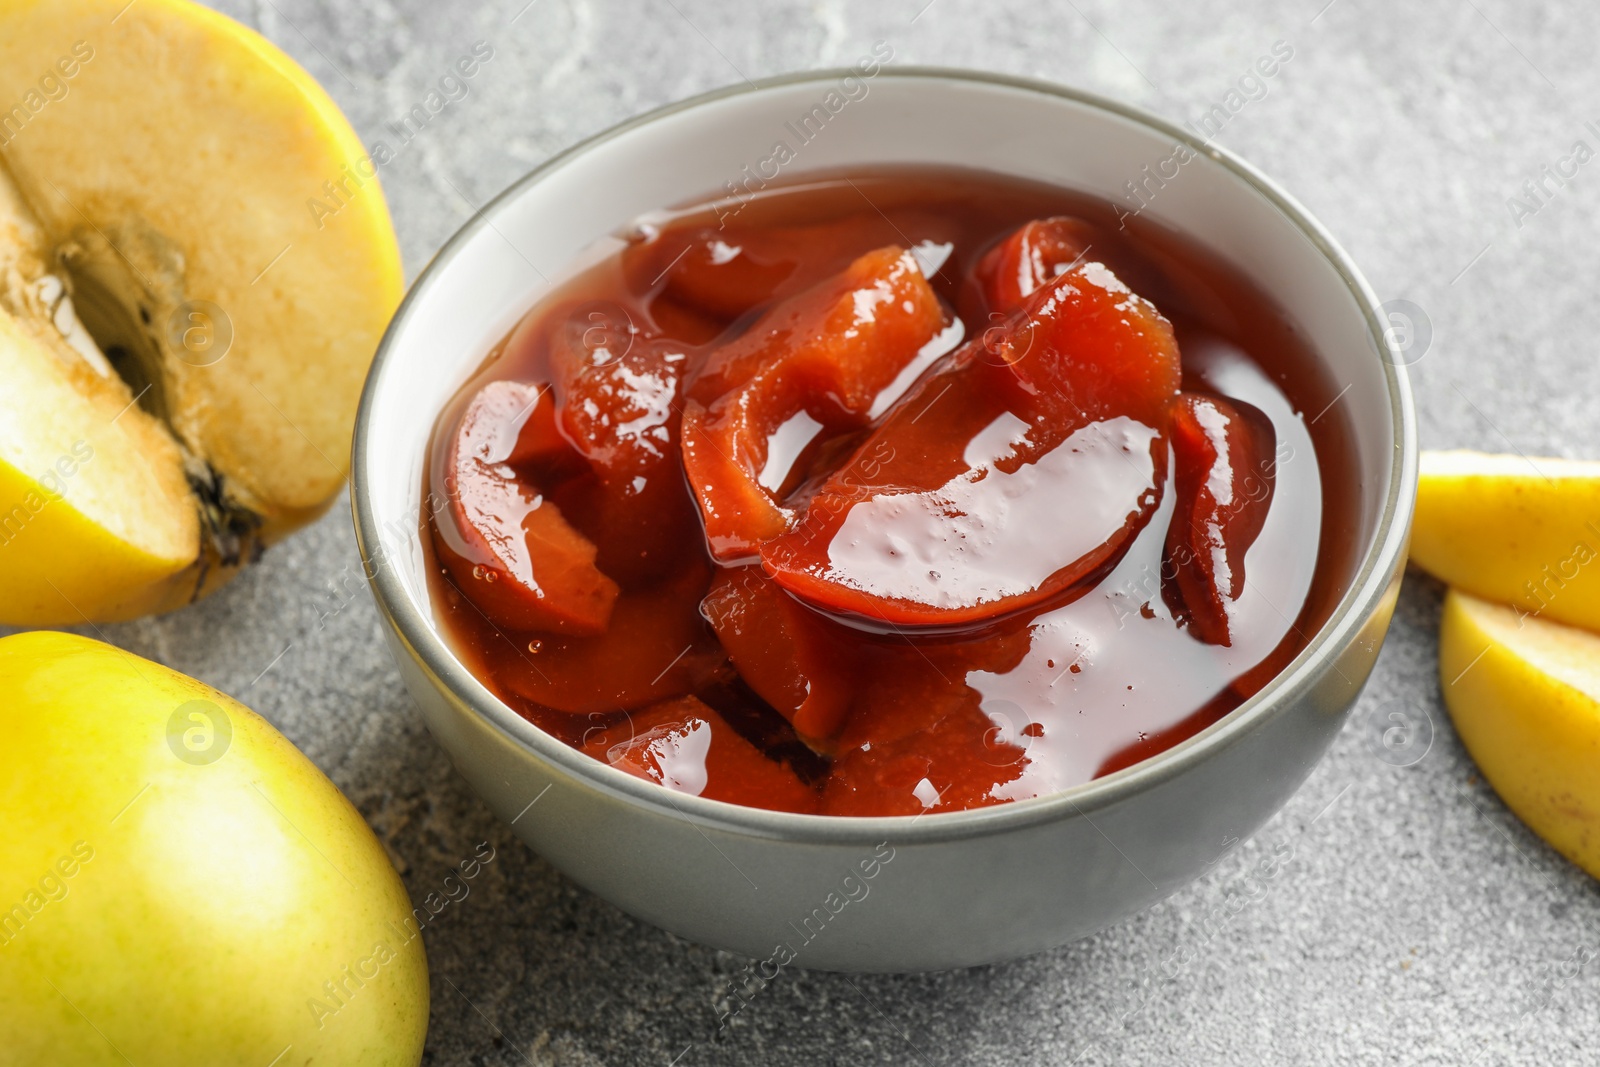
[[0, 312, 197, 620], [1439, 588, 1600, 880], [0, 631, 429, 1065], [1413, 449, 1600, 633]]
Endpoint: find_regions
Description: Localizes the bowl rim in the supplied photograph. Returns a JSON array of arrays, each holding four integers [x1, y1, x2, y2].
[[351, 65, 1417, 845]]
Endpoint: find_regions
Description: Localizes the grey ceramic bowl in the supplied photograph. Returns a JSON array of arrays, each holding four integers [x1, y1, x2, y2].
[[352, 68, 1416, 973]]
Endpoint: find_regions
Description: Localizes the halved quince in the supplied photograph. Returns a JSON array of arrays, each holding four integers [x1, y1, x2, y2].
[[0, 0, 402, 624]]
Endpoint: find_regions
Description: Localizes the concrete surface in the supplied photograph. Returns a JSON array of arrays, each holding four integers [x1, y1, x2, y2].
[[65, 0, 1600, 1062]]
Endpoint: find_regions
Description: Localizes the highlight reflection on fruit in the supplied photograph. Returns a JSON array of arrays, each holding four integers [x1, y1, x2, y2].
[[0, 0, 403, 624], [0, 631, 428, 1066]]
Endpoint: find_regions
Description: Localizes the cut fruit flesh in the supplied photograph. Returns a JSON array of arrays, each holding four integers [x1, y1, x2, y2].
[[0, 0, 403, 623], [761, 261, 1182, 628], [1411, 450, 1600, 633], [0, 149, 203, 619], [0, 311, 197, 620], [682, 245, 947, 562], [1439, 589, 1600, 880]]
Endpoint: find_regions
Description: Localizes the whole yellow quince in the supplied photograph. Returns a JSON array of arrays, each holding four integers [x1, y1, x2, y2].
[[0, 631, 429, 1065]]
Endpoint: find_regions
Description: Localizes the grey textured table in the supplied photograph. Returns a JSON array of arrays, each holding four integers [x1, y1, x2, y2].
[[71, 1, 1600, 1062]]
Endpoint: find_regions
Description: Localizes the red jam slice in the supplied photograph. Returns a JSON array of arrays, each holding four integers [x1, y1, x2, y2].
[[823, 703, 1027, 816], [761, 261, 1182, 628], [975, 216, 1099, 313], [434, 379, 620, 636], [629, 226, 801, 321], [548, 308, 680, 471], [545, 317, 700, 586], [700, 565, 859, 746], [496, 563, 720, 716], [583, 696, 820, 813], [626, 215, 937, 327], [428, 176, 1338, 818], [681, 245, 946, 561], [1162, 391, 1276, 646]]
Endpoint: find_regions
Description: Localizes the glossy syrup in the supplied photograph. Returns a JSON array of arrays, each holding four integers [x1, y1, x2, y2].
[[425, 165, 1360, 815]]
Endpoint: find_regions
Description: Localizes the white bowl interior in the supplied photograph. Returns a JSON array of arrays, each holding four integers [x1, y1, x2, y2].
[[362, 72, 1395, 661]]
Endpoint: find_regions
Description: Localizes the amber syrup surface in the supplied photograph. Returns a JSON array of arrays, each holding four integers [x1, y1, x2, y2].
[[424, 165, 1360, 816]]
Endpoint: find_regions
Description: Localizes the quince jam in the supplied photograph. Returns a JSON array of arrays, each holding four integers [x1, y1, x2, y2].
[[425, 167, 1357, 817]]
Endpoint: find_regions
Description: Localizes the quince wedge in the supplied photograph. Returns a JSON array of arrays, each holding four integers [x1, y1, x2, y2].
[[1410, 450, 1600, 633], [1439, 589, 1600, 880], [0, 0, 402, 624]]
